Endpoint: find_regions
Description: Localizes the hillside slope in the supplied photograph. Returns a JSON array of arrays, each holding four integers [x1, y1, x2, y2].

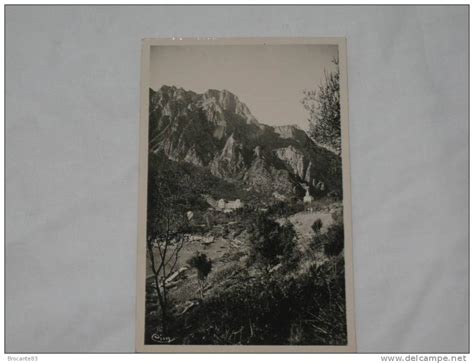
[[149, 86, 342, 198]]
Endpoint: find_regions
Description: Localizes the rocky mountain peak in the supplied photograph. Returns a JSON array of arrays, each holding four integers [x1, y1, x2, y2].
[[203, 88, 260, 126], [148, 86, 342, 197], [273, 124, 310, 144]]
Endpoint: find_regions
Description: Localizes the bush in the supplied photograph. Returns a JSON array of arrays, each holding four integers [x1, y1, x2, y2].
[[287, 256, 347, 345], [267, 201, 290, 217], [187, 252, 212, 281], [180, 274, 292, 345], [167, 257, 347, 345], [267, 200, 305, 218], [310, 214, 344, 257], [247, 214, 298, 270], [323, 223, 344, 257], [311, 219, 323, 234]]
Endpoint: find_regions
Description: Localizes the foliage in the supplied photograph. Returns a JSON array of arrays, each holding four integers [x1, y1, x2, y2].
[[247, 213, 299, 270], [147, 152, 191, 335], [286, 256, 347, 345], [311, 211, 344, 257], [323, 223, 344, 257], [180, 274, 293, 345], [311, 218, 323, 234], [187, 252, 213, 299], [302, 58, 341, 155], [164, 257, 347, 345], [187, 252, 213, 281], [267, 200, 304, 218], [147, 152, 252, 215]]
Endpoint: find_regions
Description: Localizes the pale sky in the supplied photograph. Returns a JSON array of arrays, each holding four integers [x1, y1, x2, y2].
[[150, 45, 338, 131]]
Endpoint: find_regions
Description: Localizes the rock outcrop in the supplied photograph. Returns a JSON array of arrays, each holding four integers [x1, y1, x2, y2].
[[148, 85, 342, 197]]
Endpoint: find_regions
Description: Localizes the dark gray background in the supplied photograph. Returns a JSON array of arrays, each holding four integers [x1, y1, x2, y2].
[[5, 5, 469, 353]]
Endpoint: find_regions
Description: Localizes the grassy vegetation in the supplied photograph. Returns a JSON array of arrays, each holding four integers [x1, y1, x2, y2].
[[145, 152, 347, 346], [146, 255, 346, 345]]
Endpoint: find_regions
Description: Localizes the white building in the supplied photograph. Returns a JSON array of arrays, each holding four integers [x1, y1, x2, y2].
[[216, 198, 244, 212], [217, 199, 226, 209], [303, 187, 314, 204], [226, 199, 243, 209]]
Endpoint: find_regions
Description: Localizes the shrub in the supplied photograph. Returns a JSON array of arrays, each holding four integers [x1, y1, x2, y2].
[[310, 215, 344, 257], [323, 223, 344, 257], [169, 257, 347, 346], [311, 219, 323, 234], [187, 252, 212, 281], [247, 214, 298, 270], [187, 252, 213, 299], [287, 256, 347, 345], [267, 201, 289, 217]]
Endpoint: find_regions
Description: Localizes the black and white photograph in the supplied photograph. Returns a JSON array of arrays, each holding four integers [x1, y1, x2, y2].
[[5, 4, 469, 358], [136, 38, 355, 352]]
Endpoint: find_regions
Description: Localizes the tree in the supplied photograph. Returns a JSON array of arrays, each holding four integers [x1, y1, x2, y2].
[[187, 252, 213, 298], [302, 58, 341, 155], [247, 214, 298, 270], [146, 153, 189, 335]]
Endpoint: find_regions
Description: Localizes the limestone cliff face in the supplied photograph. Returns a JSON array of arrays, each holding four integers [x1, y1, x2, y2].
[[209, 134, 247, 178], [203, 89, 260, 127], [244, 156, 296, 195], [275, 146, 307, 180], [273, 125, 308, 144], [148, 85, 342, 197]]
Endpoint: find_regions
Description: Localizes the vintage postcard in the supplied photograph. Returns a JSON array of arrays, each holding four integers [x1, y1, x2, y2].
[[136, 38, 355, 352]]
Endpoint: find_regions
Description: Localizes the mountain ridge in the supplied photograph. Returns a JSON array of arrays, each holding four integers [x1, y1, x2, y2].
[[148, 85, 342, 198]]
